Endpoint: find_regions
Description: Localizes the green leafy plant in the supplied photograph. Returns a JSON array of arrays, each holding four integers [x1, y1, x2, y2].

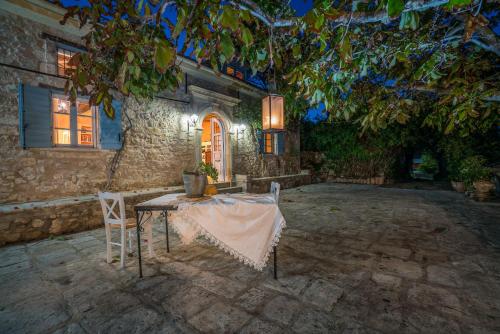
[[418, 152, 439, 175], [197, 162, 218, 183], [459, 156, 491, 189], [58, 0, 499, 136]]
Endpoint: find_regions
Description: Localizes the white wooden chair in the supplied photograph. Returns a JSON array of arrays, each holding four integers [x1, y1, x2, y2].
[[270, 181, 280, 203], [98, 192, 153, 268]]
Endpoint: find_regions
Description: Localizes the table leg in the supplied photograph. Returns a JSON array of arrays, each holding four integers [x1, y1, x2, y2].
[[164, 210, 170, 253], [273, 246, 277, 280], [136, 210, 143, 278]]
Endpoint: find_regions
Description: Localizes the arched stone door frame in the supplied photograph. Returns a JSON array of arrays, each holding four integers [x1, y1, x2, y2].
[[194, 105, 233, 182]]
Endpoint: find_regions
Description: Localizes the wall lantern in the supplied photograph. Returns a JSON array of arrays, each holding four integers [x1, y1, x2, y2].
[[184, 114, 199, 139], [262, 94, 284, 131], [232, 124, 246, 133], [187, 114, 198, 127]]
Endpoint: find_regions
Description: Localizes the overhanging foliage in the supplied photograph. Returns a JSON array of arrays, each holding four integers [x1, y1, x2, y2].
[[59, 0, 499, 136]]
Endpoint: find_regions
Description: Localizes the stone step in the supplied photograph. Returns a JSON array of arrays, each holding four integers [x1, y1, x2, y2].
[[217, 186, 243, 194], [214, 182, 231, 189]]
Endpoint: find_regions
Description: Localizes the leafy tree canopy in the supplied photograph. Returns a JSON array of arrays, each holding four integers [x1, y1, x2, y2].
[[59, 0, 499, 137]]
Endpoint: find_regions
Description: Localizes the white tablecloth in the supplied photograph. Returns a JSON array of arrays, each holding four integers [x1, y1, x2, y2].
[[169, 193, 286, 270]]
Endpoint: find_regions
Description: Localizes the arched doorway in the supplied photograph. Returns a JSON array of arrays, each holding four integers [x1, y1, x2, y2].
[[200, 114, 226, 182]]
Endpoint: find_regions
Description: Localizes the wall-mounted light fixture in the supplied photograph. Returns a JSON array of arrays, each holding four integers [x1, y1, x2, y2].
[[233, 124, 246, 133], [232, 124, 246, 137], [184, 114, 199, 135], [188, 114, 198, 127]]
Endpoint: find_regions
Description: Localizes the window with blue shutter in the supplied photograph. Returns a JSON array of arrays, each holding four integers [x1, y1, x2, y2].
[[258, 130, 285, 156], [19, 83, 113, 150], [99, 100, 123, 150], [21, 84, 52, 148]]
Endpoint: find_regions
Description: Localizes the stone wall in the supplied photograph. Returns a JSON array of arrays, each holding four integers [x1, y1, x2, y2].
[[232, 115, 301, 179], [0, 188, 184, 246], [238, 172, 312, 194], [0, 5, 302, 246]]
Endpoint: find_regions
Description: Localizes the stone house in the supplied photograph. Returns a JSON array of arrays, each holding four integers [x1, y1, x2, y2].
[[0, 0, 310, 246]]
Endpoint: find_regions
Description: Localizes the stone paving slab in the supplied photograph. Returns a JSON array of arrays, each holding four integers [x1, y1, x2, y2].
[[1, 183, 500, 333]]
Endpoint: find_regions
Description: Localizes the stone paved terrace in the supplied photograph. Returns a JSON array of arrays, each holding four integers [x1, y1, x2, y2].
[[1, 183, 500, 333]]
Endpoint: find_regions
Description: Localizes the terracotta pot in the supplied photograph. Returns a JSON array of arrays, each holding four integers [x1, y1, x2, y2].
[[473, 180, 495, 201], [451, 181, 465, 193], [204, 184, 218, 196]]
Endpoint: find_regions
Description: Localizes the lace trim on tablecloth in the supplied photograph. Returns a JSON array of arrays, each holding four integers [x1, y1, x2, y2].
[[169, 202, 286, 271]]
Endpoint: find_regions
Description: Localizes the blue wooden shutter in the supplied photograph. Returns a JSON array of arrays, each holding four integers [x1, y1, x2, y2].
[[276, 132, 285, 155], [99, 100, 123, 149], [22, 84, 52, 148], [256, 129, 264, 154]]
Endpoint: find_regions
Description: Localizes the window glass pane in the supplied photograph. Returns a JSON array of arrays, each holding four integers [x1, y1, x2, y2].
[[77, 101, 95, 146], [53, 113, 70, 129], [265, 133, 273, 153], [52, 97, 70, 114], [77, 115, 93, 130], [57, 48, 76, 77], [78, 130, 93, 146], [53, 129, 71, 145], [77, 101, 92, 116]]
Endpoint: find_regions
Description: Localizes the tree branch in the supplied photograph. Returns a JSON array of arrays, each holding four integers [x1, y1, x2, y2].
[[272, 0, 450, 27]]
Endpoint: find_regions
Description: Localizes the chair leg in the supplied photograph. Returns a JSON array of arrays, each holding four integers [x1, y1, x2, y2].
[[105, 224, 112, 264], [120, 226, 126, 269], [147, 223, 154, 257], [128, 230, 133, 253]]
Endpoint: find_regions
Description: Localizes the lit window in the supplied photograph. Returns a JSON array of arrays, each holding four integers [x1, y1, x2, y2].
[[57, 48, 77, 76], [77, 102, 95, 146], [52, 95, 96, 147], [264, 132, 273, 154], [52, 97, 71, 145]]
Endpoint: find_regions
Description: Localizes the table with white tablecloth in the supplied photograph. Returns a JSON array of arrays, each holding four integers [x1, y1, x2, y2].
[[134, 193, 286, 278]]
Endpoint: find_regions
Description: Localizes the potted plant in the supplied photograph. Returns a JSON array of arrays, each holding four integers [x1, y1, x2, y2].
[[197, 162, 219, 195], [182, 166, 207, 198], [459, 156, 494, 201]]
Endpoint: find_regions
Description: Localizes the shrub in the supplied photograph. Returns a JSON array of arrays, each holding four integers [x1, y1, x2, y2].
[[459, 156, 491, 189], [418, 152, 439, 175]]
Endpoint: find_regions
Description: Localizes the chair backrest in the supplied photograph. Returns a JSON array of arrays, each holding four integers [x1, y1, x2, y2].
[[98, 191, 126, 224], [270, 182, 280, 203]]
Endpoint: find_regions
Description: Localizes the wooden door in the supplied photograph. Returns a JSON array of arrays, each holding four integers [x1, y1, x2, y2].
[[211, 118, 225, 181]]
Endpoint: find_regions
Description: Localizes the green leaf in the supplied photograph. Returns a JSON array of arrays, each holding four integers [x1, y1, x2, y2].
[[220, 33, 234, 60], [172, 7, 186, 38], [220, 6, 238, 30], [126, 50, 135, 63], [387, 0, 405, 17], [241, 26, 253, 46], [339, 36, 352, 64], [449, 0, 472, 6], [155, 40, 175, 74], [239, 9, 251, 22]]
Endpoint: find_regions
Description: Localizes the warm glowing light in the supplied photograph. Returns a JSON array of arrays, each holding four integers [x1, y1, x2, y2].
[[232, 124, 246, 132], [184, 114, 199, 127], [262, 94, 284, 131]]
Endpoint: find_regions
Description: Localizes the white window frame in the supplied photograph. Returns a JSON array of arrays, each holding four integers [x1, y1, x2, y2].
[[51, 93, 98, 148], [56, 47, 77, 77]]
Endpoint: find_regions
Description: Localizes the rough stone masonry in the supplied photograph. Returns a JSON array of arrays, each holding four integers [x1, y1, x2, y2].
[[0, 2, 304, 246]]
